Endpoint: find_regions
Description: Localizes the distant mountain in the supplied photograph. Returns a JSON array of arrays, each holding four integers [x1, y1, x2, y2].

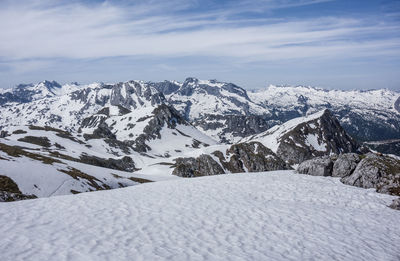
[[249, 85, 400, 141], [1, 78, 398, 143], [0, 77, 399, 201]]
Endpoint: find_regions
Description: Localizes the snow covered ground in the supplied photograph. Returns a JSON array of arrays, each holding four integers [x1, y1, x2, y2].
[[1, 171, 399, 261]]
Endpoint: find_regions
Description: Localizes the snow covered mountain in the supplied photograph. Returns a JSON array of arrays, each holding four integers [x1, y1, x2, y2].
[[244, 109, 359, 164], [0, 77, 399, 201], [249, 85, 400, 141], [0, 78, 398, 144], [0, 80, 165, 132]]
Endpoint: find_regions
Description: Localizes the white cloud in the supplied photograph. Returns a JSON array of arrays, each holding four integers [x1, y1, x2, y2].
[[0, 0, 399, 64]]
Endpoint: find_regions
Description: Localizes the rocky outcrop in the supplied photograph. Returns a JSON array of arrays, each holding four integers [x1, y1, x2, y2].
[[341, 153, 400, 196], [172, 155, 225, 177], [0, 175, 37, 202], [83, 122, 116, 140], [194, 114, 270, 143], [297, 152, 400, 197], [276, 110, 359, 165], [173, 141, 291, 177], [213, 142, 291, 173], [332, 153, 361, 177], [79, 155, 136, 172], [132, 104, 190, 152], [297, 156, 334, 176]]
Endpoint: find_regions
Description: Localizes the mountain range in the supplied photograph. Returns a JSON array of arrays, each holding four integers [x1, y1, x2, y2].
[[0, 78, 399, 201]]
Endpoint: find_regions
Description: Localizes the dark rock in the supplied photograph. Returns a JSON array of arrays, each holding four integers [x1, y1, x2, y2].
[[0, 131, 8, 138], [84, 122, 116, 140], [132, 104, 189, 152], [276, 110, 359, 165], [214, 142, 291, 173], [17, 136, 51, 147], [0, 191, 37, 202], [79, 155, 136, 172], [194, 114, 270, 143], [0, 175, 37, 202], [332, 153, 361, 177], [173, 141, 291, 177], [297, 156, 334, 176], [172, 154, 225, 177]]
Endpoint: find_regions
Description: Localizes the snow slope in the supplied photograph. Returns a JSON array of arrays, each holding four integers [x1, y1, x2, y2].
[[1, 171, 399, 261]]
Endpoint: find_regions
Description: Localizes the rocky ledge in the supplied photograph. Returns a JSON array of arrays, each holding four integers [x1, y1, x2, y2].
[[172, 142, 291, 177], [297, 153, 400, 197]]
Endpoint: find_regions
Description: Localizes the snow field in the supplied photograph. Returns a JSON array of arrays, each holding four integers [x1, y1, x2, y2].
[[1, 171, 399, 261]]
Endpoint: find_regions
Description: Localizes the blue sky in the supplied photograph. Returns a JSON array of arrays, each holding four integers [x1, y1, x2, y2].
[[0, 0, 399, 90]]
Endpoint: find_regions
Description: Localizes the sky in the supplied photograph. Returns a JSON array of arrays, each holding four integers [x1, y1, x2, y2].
[[0, 0, 399, 90]]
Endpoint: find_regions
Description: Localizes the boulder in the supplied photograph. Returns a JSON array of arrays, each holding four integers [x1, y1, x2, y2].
[[332, 153, 361, 177], [297, 156, 334, 176], [340, 153, 400, 196], [389, 198, 400, 210]]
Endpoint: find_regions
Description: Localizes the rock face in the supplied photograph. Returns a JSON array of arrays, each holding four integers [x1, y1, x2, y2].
[[297, 152, 400, 196], [341, 153, 400, 196], [332, 153, 361, 177], [297, 156, 334, 176], [194, 114, 271, 144], [172, 142, 291, 177], [172, 155, 225, 177], [213, 142, 291, 173], [132, 104, 189, 152], [276, 110, 359, 165], [79, 155, 136, 172]]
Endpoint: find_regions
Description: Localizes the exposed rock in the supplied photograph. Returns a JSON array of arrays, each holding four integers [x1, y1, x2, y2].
[[341, 153, 400, 196], [194, 114, 270, 143], [0, 191, 37, 202], [173, 141, 291, 177], [150, 80, 181, 95], [79, 155, 137, 172], [83, 122, 116, 140], [332, 153, 361, 177], [389, 198, 400, 210], [0, 175, 37, 202], [0, 131, 8, 138], [172, 154, 225, 177], [276, 110, 359, 165], [132, 104, 189, 152], [297, 156, 334, 176], [17, 136, 51, 147], [214, 142, 291, 173]]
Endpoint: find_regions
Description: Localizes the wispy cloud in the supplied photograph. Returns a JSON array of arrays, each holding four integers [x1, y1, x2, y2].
[[0, 0, 399, 89], [1, 0, 398, 61]]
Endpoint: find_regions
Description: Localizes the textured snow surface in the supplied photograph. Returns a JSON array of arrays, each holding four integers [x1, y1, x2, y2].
[[1, 171, 399, 261]]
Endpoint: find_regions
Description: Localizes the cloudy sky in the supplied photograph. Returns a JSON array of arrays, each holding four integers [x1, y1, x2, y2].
[[0, 0, 399, 90]]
